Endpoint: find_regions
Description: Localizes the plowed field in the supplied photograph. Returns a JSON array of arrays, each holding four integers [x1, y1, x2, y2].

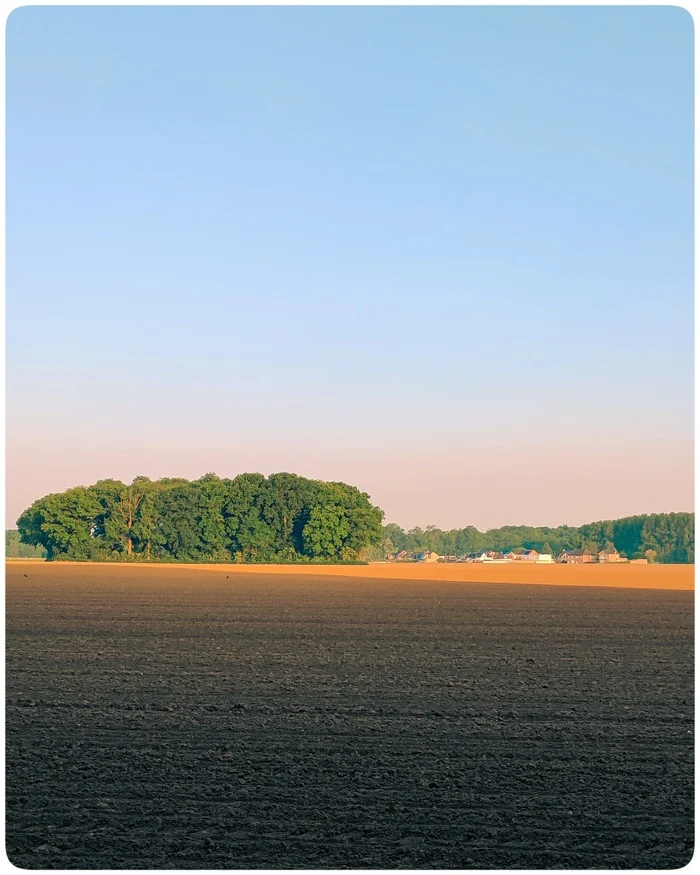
[[6, 562, 694, 869]]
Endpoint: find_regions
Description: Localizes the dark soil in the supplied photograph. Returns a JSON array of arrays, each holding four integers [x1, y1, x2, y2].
[[6, 565, 694, 868]]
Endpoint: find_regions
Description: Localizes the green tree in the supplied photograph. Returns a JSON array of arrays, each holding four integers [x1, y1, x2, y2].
[[5, 529, 46, 558], [17, 487, 103, 560], [195, 474, 231, 560], [152, 484, 204, 560], [91, 479, 148, 558], [302, 505, 349, 560], [223, 473, 275, 560], [319, 482, 383, 558], [383, 523, 408, 552], [259, 472, 321, 554], [130, 477, 164, 560]]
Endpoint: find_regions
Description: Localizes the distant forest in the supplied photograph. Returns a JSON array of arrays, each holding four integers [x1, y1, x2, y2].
[[15, 473, 384, 563], [6, 529, 46, 559], [379, 512, 695, 564], [11, 473, 694, 564]]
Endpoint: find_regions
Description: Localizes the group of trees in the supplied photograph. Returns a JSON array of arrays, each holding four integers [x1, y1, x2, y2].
[[16, 473, 384, 563], [13, 474, 694, 565], [380, 512, 694, 564], [6, 529, 46, 559]]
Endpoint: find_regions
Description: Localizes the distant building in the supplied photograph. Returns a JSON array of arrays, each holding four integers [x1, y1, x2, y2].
[[559, 548, 594, 564], [537, 553, 554, 563], [415, 551, 439, 563], [630, 558, 648, 565], [599, 549, 624, 563], [475, 551, 498, 562], [508, 549, 539, 561]]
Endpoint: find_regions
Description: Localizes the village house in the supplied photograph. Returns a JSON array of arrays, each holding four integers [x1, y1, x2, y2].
[[415, 551, 439, 563], [559, 548, 595, 564], [506, 549, 540, 561], [474, 550, 500, 562], [598, 548, 623, 563]]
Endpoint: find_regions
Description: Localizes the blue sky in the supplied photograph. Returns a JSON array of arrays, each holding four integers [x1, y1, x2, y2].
[[6, 6, 694, 529]]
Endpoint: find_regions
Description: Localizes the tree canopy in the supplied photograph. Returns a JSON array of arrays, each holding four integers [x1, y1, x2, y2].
[[16, 473, 384, 563], [6, 529, 46, 559]]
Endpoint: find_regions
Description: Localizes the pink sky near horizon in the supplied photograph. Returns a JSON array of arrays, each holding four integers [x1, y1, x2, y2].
[[7, 433, 693, 531]]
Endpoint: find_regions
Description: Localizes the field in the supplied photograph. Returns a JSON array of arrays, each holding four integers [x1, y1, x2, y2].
[[6, 561, 694, 869]]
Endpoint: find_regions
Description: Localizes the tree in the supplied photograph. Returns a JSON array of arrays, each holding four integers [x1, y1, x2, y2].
[[130, 478, 163, 560], [5, 529, 46, 558], [455, 526, 485, 554], [383, 523, 408, 552], [381, 535, 396, 557], [195, 474, 231, 560], [359, 543, 386, 562], [320, 482, 383, 557], [259, 472, 321, 553], [422, 525, 442, 552], [302, 505, 349, 560], [91, 480, 147, 558], [17, 487, 103, 560], [152, 484, 204, 560], [223, 473, 275, 560], [613, 516, 647, 559], [541, 541, 553, 556]]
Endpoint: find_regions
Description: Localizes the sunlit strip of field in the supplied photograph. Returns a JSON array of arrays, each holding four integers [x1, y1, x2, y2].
[[7, 560, 693, 590]]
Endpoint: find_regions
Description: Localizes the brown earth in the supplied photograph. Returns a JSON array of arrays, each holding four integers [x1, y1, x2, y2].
[[21, 558, 693, 589], [6, 562, 694, 869]]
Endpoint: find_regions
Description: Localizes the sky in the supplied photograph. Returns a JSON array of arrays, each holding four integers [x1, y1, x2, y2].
[[6, 5, 694, 531]]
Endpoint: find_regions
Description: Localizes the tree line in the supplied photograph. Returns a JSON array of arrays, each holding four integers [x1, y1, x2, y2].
[[6, 529, 46, 559], [13, 474, 694, 564], [377, 512, 694, 563], [16, 473, 384, 563]]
